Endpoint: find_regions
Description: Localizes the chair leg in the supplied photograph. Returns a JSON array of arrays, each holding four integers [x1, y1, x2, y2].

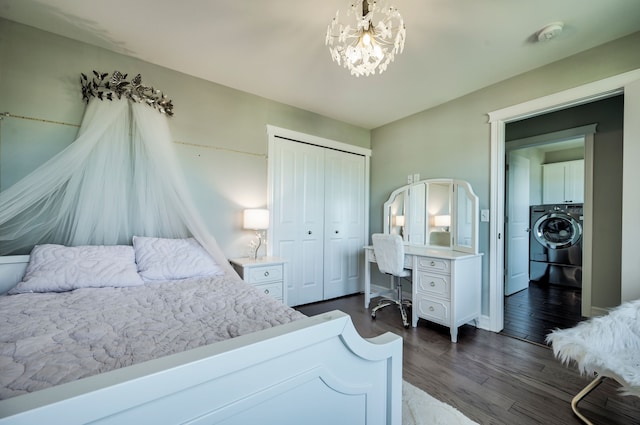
[[571, 375, 606, 425], [399, 302, 409, 328], [371, 300, 395, 317], [397, 280, 411, 328], [371, 277, 411, 328]]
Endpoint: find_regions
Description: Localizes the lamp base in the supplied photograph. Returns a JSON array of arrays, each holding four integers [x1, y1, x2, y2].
[[249, 231, 265, 260], [253, 232, 262, 260]]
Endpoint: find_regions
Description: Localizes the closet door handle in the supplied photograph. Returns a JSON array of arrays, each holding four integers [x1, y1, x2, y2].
[[335, 230, 339, 234], [308, 231, 312, 235]]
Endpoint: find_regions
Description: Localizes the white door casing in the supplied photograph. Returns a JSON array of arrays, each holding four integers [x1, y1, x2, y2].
[[505, 153, 530, 296], [621, 78, 640, 303], [487, 68, 640, 333]]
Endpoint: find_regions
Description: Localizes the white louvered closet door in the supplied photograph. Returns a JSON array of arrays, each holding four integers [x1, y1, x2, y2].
[[272, 138, 325, 306], [323, 149, 365, 299]]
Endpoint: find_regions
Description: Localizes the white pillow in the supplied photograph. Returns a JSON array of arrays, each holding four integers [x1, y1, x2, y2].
[[132, 236, 224, 281], [9, 244, 144, 294]]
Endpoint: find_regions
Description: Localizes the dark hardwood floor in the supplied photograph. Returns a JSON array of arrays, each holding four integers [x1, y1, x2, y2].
[[296, 294, 640, 425], [502, 281, 583, 346]]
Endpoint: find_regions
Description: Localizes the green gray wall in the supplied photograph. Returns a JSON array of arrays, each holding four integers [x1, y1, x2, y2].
[[370, 31, 640, 314], [0, 18, 370, 258]]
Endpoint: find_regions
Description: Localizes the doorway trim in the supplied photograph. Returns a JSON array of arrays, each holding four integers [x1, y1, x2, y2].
[[486, 68, 640, 333]]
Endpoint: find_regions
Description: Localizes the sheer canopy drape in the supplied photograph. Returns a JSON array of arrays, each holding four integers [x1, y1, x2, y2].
[[0, 98, 233, 274]]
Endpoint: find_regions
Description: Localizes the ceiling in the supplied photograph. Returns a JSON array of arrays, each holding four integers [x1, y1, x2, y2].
[[1, 0, 640, 129]]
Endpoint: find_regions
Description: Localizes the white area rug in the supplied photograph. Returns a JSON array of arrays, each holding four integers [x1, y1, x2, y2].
[[403, 380, 479, 425]]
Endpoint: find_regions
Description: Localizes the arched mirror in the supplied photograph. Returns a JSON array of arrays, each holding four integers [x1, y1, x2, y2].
[[388, 191, 406, 238], [383, 179, 478, 254]]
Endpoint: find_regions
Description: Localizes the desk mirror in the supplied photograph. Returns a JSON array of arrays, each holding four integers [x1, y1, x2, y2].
[[383, 179, 478, 254]]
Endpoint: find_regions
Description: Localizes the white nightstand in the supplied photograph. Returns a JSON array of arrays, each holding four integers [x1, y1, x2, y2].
[[230, 257, 287, 304]]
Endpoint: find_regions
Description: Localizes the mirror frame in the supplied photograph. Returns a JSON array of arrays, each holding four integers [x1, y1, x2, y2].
[[383, 178, 479, 254]]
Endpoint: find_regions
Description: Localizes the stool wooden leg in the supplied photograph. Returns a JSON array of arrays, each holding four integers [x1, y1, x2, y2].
[[571, 375, 605, 425]]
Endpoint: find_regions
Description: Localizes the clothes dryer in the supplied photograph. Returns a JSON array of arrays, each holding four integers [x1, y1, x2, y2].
[[529, 204, 583, 288]]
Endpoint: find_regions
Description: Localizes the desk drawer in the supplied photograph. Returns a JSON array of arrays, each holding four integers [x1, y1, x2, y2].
[[416, 272, 450, 298], [247, 265, 283, 284], [415, 297, 450, 325], [417, 257, 450, 274]]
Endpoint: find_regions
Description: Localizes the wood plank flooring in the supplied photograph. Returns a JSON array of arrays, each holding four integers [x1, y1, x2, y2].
[[296, 294, 640, 425], [502, 282, 583, 346]]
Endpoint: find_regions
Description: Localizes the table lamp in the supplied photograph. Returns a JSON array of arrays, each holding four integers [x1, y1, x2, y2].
[[243, 209, 269, 259]]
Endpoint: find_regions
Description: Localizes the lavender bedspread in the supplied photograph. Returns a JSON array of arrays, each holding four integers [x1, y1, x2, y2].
[[0, 275, 305, 399]]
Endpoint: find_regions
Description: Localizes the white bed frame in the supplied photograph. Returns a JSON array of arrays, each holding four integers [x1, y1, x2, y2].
[[0, 256, 29, 295], [0, 256, 403, 425]]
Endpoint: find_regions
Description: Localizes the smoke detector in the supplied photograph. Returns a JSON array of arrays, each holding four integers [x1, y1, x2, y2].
[[537, 22, 564, 42]]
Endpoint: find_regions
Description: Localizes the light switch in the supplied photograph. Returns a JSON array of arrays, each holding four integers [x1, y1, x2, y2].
[[480, 209, 490, 222], [407, 174, 413, 184], [413, 173, 420, 182]]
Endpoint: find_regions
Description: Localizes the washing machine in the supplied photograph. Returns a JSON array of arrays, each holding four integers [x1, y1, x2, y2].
[[529, 204, 583, 288]]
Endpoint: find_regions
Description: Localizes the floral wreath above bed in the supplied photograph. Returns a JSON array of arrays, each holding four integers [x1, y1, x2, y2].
[[80, 70, 174, 116]]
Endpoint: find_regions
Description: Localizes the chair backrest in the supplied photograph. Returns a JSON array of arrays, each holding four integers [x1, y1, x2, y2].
[[371, 233, 405, 276]]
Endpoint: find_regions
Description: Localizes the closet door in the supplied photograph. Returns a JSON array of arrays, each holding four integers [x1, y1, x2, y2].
[[272, 138, 324, 306], [323, 149, 365, 299]]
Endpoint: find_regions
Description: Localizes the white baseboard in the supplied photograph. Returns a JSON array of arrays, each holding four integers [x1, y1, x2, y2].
[[477, 314, 493, 332], [589, 306, 610, 317]]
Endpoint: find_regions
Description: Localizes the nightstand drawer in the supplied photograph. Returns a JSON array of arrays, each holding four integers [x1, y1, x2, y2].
[[247, 265, 283, 284], [230, 257, 287, 304], [255, 282, 283, 300], [416, 272, 450, 298]]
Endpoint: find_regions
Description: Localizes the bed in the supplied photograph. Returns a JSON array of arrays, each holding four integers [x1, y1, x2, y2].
[[0, 242, 403, 424]]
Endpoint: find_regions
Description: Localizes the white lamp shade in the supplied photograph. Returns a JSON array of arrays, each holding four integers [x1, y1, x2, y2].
[[394, 215, 405, 227], [434, 215, 451, 228], [243, 209, 269, 230]]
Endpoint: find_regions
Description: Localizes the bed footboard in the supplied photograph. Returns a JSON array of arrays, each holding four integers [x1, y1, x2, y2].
[[0, 310, 402, 425]]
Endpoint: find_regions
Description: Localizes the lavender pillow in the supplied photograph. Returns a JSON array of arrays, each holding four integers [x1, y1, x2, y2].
[[9, 244, 144, 294], [132, 236, 224, 282]]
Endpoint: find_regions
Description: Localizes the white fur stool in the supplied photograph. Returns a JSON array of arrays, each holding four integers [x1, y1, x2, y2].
[[546, 299, 640, 424]]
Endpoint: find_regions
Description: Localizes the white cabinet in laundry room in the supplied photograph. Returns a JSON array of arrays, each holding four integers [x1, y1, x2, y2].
[[542, 159, 584, 204]]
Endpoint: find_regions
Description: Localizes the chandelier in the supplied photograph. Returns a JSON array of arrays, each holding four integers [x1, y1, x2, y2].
[[325, 0, 406, 77]]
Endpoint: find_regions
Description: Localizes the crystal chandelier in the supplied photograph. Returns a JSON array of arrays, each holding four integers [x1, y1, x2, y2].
[[325, 0, 406, 77]]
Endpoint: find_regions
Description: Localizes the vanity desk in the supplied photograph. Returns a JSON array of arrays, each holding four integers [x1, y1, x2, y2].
[[364, 245, 481, 342], [365, 178, 482, 342]]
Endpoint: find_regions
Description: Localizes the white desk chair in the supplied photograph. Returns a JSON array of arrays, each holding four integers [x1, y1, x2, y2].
[[371, 233, 412, 328]]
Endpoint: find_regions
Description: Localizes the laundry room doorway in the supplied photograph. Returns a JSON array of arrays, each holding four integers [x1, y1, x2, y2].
[[500, 94, 625, 345], [503, 131, 587, 345], [487, 71, 639, 343]]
